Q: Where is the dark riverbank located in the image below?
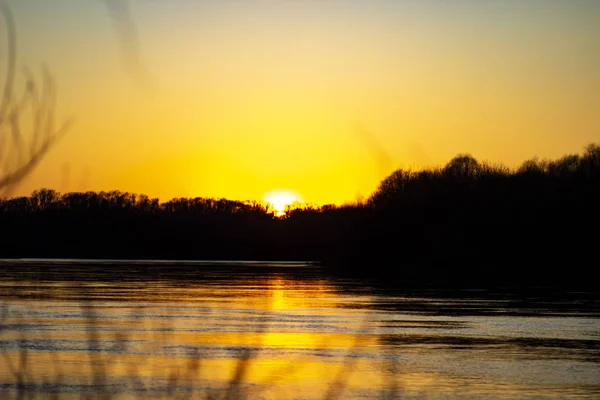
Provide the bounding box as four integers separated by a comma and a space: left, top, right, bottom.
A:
1, 145, 599, 287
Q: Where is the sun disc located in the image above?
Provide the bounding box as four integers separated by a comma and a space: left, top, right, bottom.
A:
264, 189, 302, 216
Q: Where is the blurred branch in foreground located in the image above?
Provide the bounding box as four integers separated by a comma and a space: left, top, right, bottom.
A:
103, 0, 153, 89
0, 3, 71, 197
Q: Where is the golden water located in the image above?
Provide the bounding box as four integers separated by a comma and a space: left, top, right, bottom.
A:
0, 260, 599, 399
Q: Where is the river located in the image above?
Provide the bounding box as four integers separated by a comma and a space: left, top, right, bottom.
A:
0, 260, 599, 399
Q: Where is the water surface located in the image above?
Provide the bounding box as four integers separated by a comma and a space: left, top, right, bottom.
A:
1, 260, 599, 399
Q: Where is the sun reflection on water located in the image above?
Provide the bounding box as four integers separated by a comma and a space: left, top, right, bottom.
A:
1, 264, 599, 399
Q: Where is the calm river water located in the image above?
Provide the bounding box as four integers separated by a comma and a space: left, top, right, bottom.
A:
0, 260, 599, 399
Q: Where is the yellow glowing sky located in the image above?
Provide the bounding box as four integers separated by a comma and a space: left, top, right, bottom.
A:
5, 0, 600, 204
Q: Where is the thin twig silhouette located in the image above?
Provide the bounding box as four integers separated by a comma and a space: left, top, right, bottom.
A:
0, 3, 72, 196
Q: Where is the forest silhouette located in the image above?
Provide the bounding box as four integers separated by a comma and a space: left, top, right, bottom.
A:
1, 143, 599, 286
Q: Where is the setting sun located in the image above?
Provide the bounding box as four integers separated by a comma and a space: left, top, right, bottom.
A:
264, 189, 302, 216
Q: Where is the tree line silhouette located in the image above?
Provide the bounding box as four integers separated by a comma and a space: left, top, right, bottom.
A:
1, 144, 599, 286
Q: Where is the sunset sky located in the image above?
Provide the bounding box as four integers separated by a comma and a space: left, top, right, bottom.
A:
5, 0, 600, 204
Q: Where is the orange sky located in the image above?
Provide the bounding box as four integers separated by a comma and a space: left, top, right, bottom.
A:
5, 0, 600, 204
